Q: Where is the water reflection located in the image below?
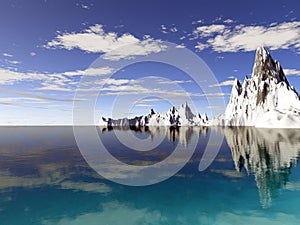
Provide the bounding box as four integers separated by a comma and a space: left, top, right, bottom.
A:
0, 127, 108, 193
101, 126, 208, 148
0, 126, 300, 209
223, 127, 300, 208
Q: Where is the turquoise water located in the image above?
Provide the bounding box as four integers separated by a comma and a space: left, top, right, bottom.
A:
0, 127, 300, 225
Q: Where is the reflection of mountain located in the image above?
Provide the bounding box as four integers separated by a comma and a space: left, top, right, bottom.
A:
101, 126, 208, 148
224, 127, 300, 207
3, 126, 299, 208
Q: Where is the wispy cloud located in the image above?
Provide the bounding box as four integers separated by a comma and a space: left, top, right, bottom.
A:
63, 67, 114, 76
161, 25, 168, 34
284, 68, 300, 76
170, 26, 178, 33
138, 98, 164, 103
152, 77, 192, 85
194, 24, 227, 38
194, 21, 300, 53
0, 66, 115, 92
80, 4, 90, 9
0, 68, 46, 85
6, 60, 20, 65
223, 19, 234, 24
2, 53, 13, 57
160, 24, 178, 34
209, 79, 235, 87
0, 88, 83, 102
134, 103, 153, 107
79, 76, 194, 97
46, 24, 167, 60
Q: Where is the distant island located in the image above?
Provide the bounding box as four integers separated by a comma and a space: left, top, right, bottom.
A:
100, 47, 300, 128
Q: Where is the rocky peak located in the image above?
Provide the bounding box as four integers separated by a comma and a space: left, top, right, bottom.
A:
149, 108, 155, 116
170, 106, 177, 114
202, 113, 208, 122
252, 46, 288, 85
179, 102, 195, 119
231, 78, 242, 97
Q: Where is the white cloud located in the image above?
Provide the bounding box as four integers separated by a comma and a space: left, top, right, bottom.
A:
134, 103, 153, 107
3, 52, 13, 57
84, 83, 193, 98
284, 68, 300, 76
7, 60, 20, 65
192, 19, 204, 25
155, 78, 192, 85
36, 86, 74, 92
161, 25, 167, 30
170, 26, 178, 32
102, 37, 166, 61
78, 76, 193, 96
30, 52, 36, 56
175, 44, 185, 49
0, 68, 46, 85
81, 4, 89, 9
138, 98, 164, 103
46, 24, 166, 60
161, 24, 168, 34
213, 16, 223, 23
0, 88, 82, 102
63, 67, 114, 76
194, 24, 227, 37
195, 42, 209, 51
223, 19, 234, 24
93, 78, 135, 86
193, 21, 300, 53
0, 97, 44, 103
0, 66, 116, 92
209, 79, 235, 87
193, 92, 229, 97
160, 24, 167, 33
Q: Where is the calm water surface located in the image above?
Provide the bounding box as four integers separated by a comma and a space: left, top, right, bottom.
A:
0, 126, 300, 225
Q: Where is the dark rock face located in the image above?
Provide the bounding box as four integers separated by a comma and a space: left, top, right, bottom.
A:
252, 46, 288, 85
256, 82, 269, 106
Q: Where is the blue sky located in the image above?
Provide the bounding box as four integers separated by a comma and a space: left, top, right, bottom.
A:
1, 0, 300, 124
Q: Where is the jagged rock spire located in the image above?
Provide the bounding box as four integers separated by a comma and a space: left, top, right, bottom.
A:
221, 46, 300, 127
252, 46, 288, 84
149, 108, 155, 115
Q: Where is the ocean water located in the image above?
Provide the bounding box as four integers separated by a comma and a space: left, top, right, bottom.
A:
0, 126, 300, 225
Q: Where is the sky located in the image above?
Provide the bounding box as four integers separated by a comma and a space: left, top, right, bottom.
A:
1, 0, 300, 125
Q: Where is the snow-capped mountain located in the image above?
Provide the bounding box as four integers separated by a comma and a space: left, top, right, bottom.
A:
212, 47, 300, 128
100, 47, 300, 128
99, 102, 208, 127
